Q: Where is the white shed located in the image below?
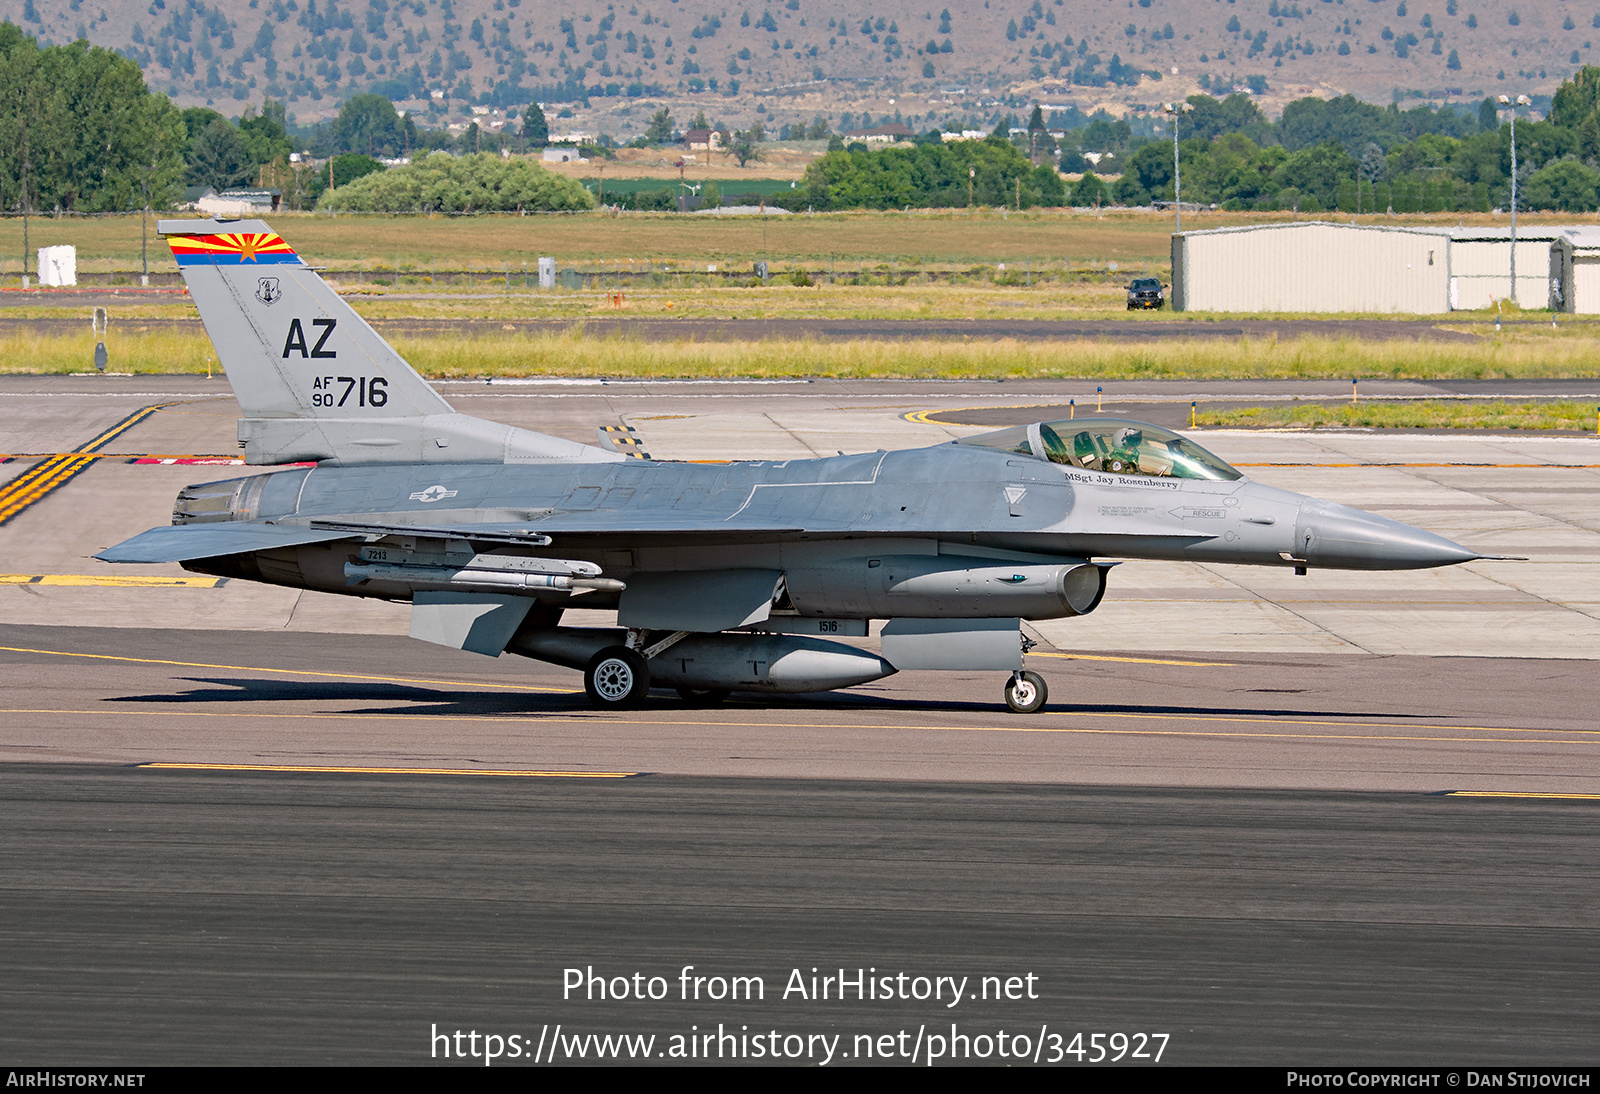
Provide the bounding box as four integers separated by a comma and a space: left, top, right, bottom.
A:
37, 245, 76, 287
1171, 222, 1451, 313
1552, 227, 1600, 314
1171, 221, 1570, 314
1440, 227, 1566, 310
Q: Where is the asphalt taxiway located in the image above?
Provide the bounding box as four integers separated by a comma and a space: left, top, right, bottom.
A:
1, 375, 1596, 1064
3, 764, 1595, 1065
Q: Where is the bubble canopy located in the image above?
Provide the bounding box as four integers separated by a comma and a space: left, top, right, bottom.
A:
956, 418, 1243, 482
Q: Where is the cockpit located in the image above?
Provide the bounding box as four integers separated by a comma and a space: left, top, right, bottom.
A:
956, 418, 1243, 481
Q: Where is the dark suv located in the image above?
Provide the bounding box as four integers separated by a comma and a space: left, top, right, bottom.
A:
1126, 278, 1165, 310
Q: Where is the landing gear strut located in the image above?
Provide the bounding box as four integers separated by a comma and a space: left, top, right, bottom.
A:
1004, 670, 1048, 714
585, 646, 651, 708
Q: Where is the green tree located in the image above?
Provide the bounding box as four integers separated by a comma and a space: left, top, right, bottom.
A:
644, 108, 673, 144
521, 103, 549, 148
1479, 97, 1499, 132
1071, 170, 1106, 206
320, 150, 595, 212
1524, 159, 1600, 211
185, 117, 252, 191
308, 153, 386, 203
1551, 65, 1600, 130
238, 100, 293, 168
729, 128, 761, 167
0, 25, 185, 211
331, 92, 414, 157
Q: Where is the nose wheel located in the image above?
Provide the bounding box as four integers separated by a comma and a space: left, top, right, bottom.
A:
585, 647, 651, 708
1004, 670, 1047, 714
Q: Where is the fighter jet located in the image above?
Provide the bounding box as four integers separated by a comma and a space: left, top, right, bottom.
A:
100, 220, 1502, 712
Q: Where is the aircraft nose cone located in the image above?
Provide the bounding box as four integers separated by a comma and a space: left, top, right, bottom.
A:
1294, 498, 1482, 571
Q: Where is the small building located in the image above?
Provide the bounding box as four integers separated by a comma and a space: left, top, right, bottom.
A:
188, 188, 280, 218
844, 123, 915, 144
37, 244, 75, 287
1440, 227, 1565, 309
682, 128, 728, 151
1552, 228, 1600, 314
1171, 221, 1570, 314
217, 188, 281, 212
542, 147, 588, 164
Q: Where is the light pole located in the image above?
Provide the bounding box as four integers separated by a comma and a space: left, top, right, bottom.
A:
1498, 93, 1531, 305
1163, 101, 1194, 233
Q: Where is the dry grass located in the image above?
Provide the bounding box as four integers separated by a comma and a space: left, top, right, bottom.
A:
0, 207, 1585, 272
12, 326, 1599, 381
395, 331, 1600, 381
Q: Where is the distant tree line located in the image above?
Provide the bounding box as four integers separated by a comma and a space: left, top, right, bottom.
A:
319, 151, 593, 213
1057, 85, 1600, 213
798, 137, 1063, 211
0, 22, 185, 212
0, 26, 576, 214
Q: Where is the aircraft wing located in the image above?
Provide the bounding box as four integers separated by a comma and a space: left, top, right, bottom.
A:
96, 522, 359, 564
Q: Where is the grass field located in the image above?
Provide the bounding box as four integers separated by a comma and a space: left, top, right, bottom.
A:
17, 326, 1600, 388
1196, 401, 1600, 431
3, 208, 1596, 402
0, 208, 1584, 275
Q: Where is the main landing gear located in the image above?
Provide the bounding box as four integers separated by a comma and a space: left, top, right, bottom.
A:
1004, 670, 1048, 714
584, 646, 651, 709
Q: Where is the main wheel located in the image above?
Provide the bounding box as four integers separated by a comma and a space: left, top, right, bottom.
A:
676, 686, 731, 705
1004, 670, 1048, 714
585, 647, 651, 708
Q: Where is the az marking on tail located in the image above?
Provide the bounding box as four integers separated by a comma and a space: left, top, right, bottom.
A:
283, 317, 338, 359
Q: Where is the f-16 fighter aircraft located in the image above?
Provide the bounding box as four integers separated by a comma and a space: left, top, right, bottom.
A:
101, 221, 1501, 712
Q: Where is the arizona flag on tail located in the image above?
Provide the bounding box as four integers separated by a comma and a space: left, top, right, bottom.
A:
168, 230, 302, 266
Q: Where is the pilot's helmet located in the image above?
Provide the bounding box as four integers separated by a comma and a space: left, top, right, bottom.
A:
1114, 427, 1143, 449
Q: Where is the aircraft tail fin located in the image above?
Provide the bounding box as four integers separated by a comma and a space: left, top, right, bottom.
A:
161, 218, 612, 467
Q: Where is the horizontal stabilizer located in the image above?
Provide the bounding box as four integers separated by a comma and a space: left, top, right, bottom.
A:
96, 522, 356, 564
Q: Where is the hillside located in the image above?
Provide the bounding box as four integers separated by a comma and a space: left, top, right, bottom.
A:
0, 0, 1576, 137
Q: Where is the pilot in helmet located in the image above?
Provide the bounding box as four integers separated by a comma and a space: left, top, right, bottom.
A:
1108, 427, 1143, 472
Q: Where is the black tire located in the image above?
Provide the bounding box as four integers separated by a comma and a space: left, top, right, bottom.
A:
1004, 670, 1048, 714
585, 647, 651, 708
676, 686, 732, 705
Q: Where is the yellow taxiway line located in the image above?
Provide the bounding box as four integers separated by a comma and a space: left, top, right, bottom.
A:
138, 762, 637, 778
0, 403, 176, 525
1444, 790, 1600, 800
0, 574, 225, 588
3, 707, 1596, 747
0, 644, 580, 694
1033, 651, 1233, 667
